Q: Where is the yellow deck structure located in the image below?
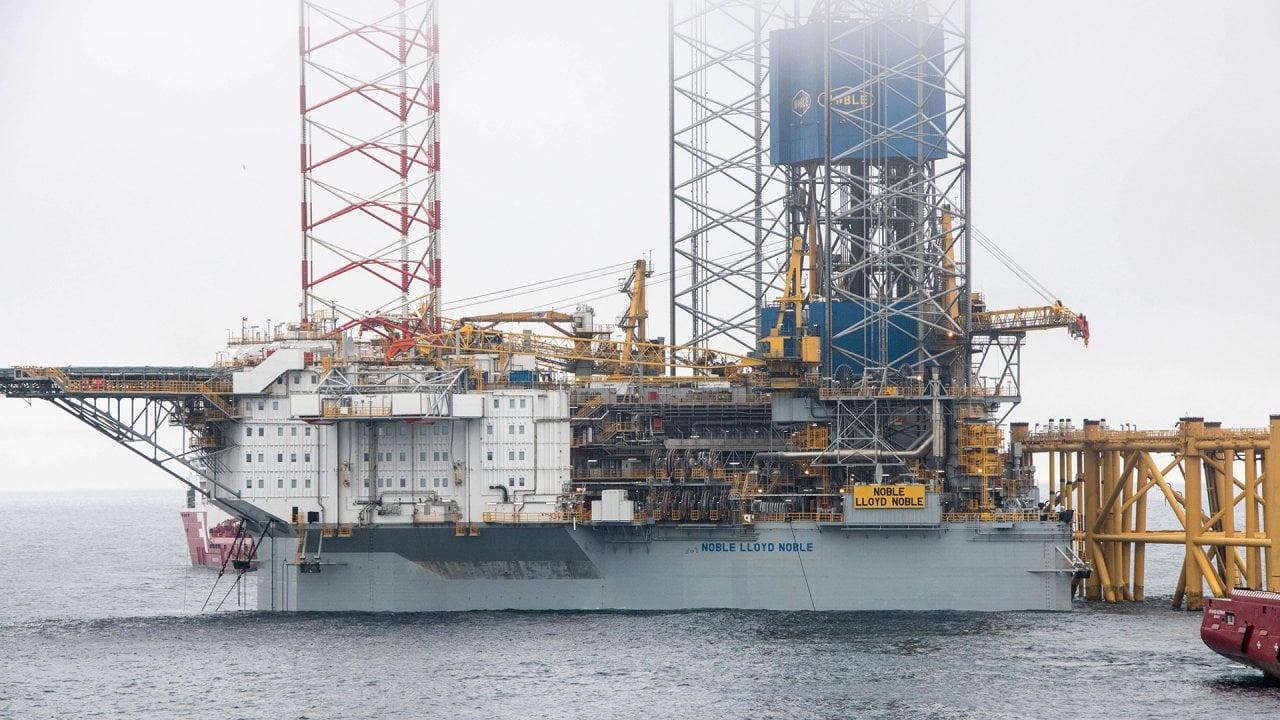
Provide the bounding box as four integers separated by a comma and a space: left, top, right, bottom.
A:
1013, 417, 1280, 609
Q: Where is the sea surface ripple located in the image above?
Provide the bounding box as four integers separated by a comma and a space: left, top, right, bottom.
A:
1, 490, 1276, 719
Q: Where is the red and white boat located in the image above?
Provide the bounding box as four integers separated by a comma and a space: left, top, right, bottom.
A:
180, 510, 257, 571
1201, 589, 1280, 680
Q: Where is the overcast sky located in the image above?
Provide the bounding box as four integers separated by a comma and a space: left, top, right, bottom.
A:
2, 0, 1278, 492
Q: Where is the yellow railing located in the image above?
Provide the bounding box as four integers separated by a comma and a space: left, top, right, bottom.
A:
1027, 428, 1266, 443
941, 511, 1049, 523
571, 468, 652, 480
799, 425, 829, 450
819, 385, 924, 399
322, 404, 392, 417
412, 513, 458, 524
20, 370, 234, 397
747, 511, 843, 523
195, 381, 238, 416
574, 394, 606, 418
482, 510, 588, 524
819, 383, 1016, 399
950, 384, 1016, 398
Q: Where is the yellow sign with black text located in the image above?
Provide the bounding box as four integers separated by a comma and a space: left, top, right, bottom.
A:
852, 485, 926, 509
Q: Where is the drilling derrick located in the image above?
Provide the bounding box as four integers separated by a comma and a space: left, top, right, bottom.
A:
774, 0, 980, 502
671, 0, 1064, 514
300, 0, 441, 339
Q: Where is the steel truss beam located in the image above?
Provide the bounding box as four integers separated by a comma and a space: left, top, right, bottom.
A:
45, 395, 239, 498
320, 366, 467, 395
970, 334, 1021, 417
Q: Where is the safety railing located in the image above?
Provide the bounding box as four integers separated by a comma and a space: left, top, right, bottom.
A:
746, 511, 843, 523
482, 510, 588, 524
818, 383, 1017, 400
19, 369, 234, 397
598, 422, 629, 440
571, 468, 652, 480
941, 511, 1048, 523
573, 394, 606, 418
412, 512, 459, 525
322, 404, 392, 417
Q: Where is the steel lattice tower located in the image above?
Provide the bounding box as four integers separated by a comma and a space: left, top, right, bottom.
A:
808, 0, 969, 384
300, 0, 441, 337
669, 0, 794, 357
672, 0, 981, 488
800, 0, 973, 484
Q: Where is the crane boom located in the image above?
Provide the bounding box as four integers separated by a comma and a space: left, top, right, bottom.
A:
971, 300, 1090, 345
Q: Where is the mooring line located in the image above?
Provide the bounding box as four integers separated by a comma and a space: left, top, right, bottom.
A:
790, 522, 817, 611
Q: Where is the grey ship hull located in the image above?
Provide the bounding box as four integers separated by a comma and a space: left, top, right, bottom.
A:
255, 519, 1075, 612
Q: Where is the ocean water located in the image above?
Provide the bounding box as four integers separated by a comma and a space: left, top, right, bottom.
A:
0, 490, 1276, 720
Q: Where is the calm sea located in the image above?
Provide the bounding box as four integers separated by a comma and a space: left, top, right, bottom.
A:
0, 489, 1275, 719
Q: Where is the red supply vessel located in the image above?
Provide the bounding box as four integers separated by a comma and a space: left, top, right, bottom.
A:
180, 510, 257, 572
1201, 589, 1280, 680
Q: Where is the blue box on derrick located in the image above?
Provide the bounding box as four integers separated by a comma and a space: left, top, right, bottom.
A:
769, 20, 947, 166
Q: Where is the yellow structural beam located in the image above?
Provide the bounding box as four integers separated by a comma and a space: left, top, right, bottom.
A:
971, 301, 1089, 343
410, 323, 765, 377
1023, 415, 1278, 609
1266, 417, 1280, 593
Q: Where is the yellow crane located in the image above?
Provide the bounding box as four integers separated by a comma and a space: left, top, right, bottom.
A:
758, 234, 820, 375
971, 298, 1090, 345
391, 258, 763, 380
455, 311, 584, 337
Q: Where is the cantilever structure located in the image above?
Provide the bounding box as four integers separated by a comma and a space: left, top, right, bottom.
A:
0, 366, 234, 495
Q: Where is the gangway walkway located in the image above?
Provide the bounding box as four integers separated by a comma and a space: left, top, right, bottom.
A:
0, 366, 240, 497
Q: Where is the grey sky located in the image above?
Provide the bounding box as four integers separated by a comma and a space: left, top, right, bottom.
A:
1, 1, 1278, 491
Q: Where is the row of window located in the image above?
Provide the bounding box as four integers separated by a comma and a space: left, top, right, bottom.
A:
363, 477, 451, 489
485, 450, 527, 462
245, 399, 284, 412
243, 475, 529, 491
245, 425, 313, 438
365, 424, 450, 438
245, 477, 313, 490
486, 424, 527, 435
242, 475, 533, 492
276, 373, 318, 386
494, 397, 529, 410
245, 452, 312, 463
364, 450, 450, 462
